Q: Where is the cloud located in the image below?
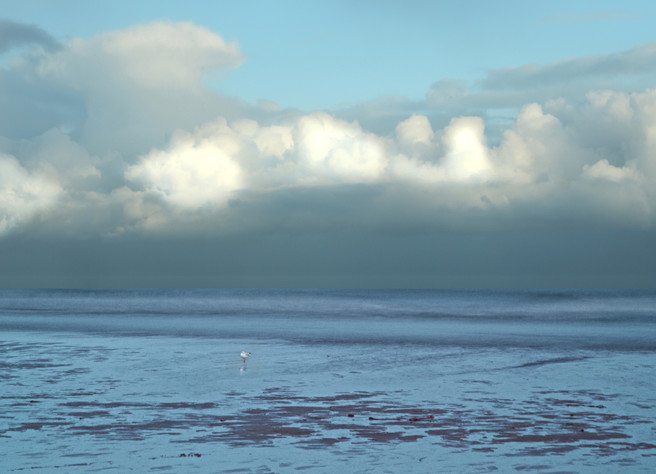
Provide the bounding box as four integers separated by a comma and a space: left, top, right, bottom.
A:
396, 115, 434, 149
293, 113, 388, 184
125, 124, 244, 210
2, 21, 251, 157
441, 117, 491, 182
2, 20, 656, 287
583, 159, 640, 182
481, 43, 656, 91
542, 10, 637, 24
109, 88, 656, 234
35, 21, 242, 90
344, 42, 656, 135
118, 113, 390, 228
0, 153, 61, 235
1, 20, 656, 240
0, 19, 60, 53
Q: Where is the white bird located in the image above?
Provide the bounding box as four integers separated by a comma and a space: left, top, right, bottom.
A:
240, 351, 251, 363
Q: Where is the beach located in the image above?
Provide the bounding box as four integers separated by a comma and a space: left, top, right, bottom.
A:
1, 289, 655, 472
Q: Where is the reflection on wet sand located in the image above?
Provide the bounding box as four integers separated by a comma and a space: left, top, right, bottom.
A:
3, 385, 655, 457
2, 331, 655, 472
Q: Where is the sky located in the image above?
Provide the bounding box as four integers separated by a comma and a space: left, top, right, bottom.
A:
1, 1, 656, 288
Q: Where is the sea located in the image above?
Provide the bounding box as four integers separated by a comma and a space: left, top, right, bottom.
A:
1, 289, 655, 472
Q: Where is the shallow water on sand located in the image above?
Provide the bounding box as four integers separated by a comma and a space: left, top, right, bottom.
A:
1, 289, 655, 472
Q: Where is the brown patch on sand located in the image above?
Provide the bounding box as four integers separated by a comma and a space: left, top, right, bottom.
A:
3, 386, 654, 459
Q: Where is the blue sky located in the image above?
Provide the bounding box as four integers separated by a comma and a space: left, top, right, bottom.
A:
5, 0, 656, 109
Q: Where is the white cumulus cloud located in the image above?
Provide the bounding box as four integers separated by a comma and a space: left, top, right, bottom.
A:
126, 124, 244, 210
0, 153, 61, 234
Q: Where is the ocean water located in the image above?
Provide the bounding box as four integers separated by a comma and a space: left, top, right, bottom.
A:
1, 289, 655, 472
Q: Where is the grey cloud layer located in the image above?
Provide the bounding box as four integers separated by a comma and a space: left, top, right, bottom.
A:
1, 20, 656, 241
342, 42, 656, 134
483, 43, 656, 89
0, 19, 60, 53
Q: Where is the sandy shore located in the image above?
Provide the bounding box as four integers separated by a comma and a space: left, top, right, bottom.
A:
2, 331, 655, 472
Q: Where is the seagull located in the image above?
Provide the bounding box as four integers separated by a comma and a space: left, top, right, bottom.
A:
240, 351, 251, 364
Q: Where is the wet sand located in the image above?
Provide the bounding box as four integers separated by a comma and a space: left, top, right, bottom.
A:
2, 331, 655, 473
